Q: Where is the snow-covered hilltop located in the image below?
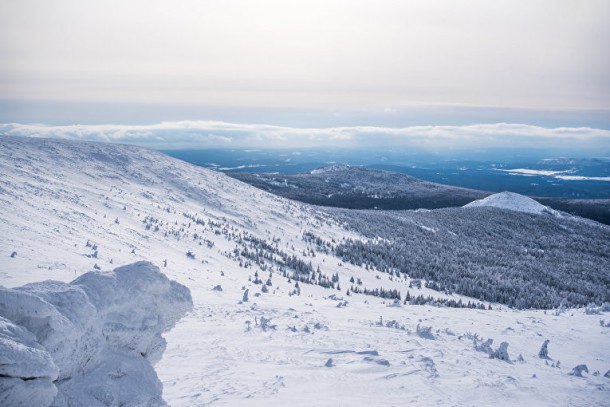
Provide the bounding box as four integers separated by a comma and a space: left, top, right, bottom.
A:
464, 191, 558, 215
1, 135, 609, 406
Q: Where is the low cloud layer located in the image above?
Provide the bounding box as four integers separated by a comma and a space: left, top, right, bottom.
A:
1, 121, 609, 152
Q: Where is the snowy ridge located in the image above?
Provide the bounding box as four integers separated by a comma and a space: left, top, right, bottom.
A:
1, 136, 609, 406
464, 191, 559, 215
233, 163, 486, 210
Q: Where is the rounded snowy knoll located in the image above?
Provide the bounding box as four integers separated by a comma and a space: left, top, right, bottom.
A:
0, 261, 192, 407
464, 191, 558, 215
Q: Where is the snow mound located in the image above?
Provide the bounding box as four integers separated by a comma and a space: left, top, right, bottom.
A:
464, 191, 558, 215
0, 261, 192, 407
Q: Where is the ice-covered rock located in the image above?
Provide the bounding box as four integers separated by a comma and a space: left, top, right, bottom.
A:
2, 280, 99, 381
0, 317, 59, 407
0, 261, 192, 407
464, 191, 558, 215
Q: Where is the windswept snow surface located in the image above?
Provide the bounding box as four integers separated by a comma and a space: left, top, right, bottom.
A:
0, 261, 192, 407
464, 191, 558, 215
1, 135, 609, 406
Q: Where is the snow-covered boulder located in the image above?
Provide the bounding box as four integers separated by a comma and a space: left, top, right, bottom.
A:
0, 261, 193, 407
464, 191, 558, 215
0, 317, 58, 407
1, 281, 99, 381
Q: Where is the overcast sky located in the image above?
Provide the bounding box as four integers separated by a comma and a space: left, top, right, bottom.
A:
1, 0, 609, 149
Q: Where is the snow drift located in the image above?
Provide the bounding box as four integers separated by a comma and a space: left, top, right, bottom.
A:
464, 191, 558, 215
0, 261, 192, 407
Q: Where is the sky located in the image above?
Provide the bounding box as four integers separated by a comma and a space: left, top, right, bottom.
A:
1, 0, 609, 151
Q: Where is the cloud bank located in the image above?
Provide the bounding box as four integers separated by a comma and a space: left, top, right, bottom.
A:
1, 121, 609, 152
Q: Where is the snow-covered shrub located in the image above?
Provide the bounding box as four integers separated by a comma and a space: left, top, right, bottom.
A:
259, 316, 277, 331
569, 364, 589, 377
385, 320, 405, 330
538, 340, 550, 359
554, 300, 568, 316
465, 334, 494, 357
0, 317, 58, 407
586, 302, 610, 315
388, 298, 401, 307
491, 342, 510, 362
314, 322, 328, 330
416, 324, 435, 339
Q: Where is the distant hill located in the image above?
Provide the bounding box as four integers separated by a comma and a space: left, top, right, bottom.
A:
231, 165, 610, 225
230, 164, 488, 210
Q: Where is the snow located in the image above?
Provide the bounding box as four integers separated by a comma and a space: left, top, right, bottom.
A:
0, 317, 58, 407
0, 261, 192, 406
464, 191, 558, 215
0, 135, 609, 406
498, 168, 573, 177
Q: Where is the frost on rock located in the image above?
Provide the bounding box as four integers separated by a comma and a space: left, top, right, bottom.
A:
0, 261, 193, 407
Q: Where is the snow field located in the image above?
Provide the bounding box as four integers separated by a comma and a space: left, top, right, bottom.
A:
1, 136, 608, 406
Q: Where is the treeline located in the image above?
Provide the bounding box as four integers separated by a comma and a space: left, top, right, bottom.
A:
328, 206, 610, 309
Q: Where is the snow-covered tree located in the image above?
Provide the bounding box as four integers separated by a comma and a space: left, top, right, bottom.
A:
538, 340, 550, 359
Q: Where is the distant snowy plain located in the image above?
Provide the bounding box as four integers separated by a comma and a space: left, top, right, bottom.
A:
0, 136, 608, 406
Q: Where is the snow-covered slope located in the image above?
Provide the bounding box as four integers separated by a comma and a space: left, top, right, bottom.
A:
464, 191, 558, 215
1, 135, 609, 406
